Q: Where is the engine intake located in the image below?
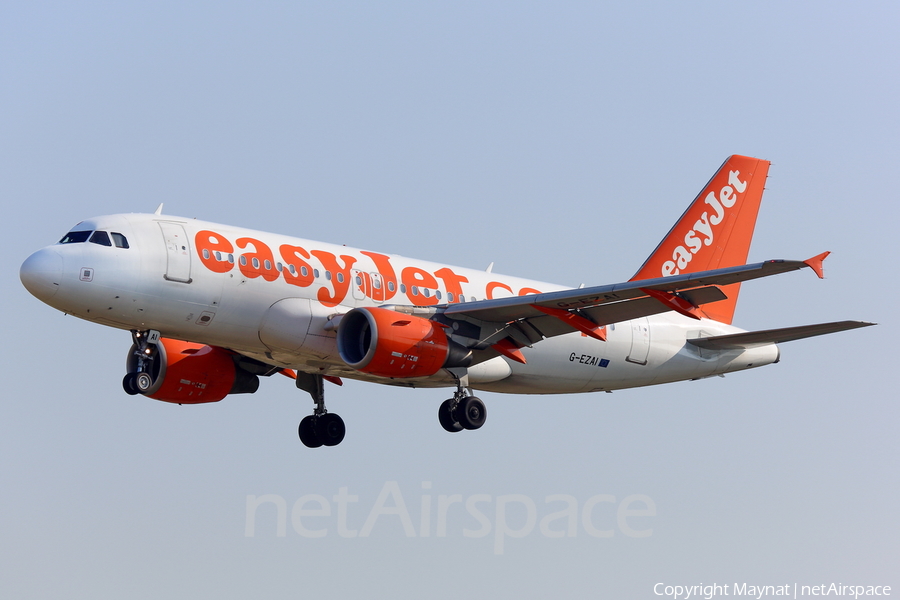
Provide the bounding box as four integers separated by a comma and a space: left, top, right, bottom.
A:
337, 307, 471, 378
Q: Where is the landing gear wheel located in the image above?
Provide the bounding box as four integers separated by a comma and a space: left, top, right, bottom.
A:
122, 373, 139, 396
317, 413, 346, 447
457, 396, 487, 430
298, 415, 323, 448
134, 372, 154, 393
127, 330, 161, 394
438, 399, 464, 433
295, 373, 346, 447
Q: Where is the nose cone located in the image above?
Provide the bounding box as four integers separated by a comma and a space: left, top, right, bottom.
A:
20, 247, 63, 302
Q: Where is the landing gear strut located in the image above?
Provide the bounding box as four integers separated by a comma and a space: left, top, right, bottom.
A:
295, 372, 345, 448
123, 329, 161, 395
439, 369, 487, 433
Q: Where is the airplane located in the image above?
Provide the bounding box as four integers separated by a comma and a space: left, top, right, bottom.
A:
19, 155, 873, 448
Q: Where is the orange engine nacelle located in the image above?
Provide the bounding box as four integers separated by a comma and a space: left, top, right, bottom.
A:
126, 338, 259, 404
337, 307, 470, 378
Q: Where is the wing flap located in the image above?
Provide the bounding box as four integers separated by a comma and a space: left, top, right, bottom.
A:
581, 286, 728, 327
687, 321, 875, 350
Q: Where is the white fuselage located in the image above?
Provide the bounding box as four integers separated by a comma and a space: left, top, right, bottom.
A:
21, 212, 779, 395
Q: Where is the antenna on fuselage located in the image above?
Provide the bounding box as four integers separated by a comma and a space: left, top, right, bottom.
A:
485, 262, 494, 273
154, 203, 164, 215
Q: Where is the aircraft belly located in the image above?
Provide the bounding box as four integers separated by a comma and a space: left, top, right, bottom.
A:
467, 356, 513, 384
252, 297, 347, 368
476, 317, 735, 394
259, 298, 312, 352
477, 334, 609, 394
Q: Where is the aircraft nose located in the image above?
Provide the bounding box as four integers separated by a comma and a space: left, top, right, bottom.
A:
20, 247, 63, 301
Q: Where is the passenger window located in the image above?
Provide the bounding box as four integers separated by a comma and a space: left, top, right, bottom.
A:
59, 230, 92, 244
89, 231, 112, 246
111, 232, 129, 248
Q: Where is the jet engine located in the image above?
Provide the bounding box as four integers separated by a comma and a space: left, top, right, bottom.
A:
337, 307, 472, 378
125, 338, 259, 404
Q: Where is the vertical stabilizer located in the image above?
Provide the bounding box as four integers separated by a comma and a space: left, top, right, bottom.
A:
630, 155, 770, 324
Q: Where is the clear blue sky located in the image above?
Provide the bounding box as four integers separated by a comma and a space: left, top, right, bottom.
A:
2, 2, 896, 598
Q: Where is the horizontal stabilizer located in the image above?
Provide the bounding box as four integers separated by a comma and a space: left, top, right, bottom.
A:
687, 321, 875, 350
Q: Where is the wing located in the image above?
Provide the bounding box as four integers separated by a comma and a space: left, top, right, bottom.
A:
420, 256, 830, 362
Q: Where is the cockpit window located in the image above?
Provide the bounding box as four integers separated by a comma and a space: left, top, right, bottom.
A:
59, 228, 129, 248
111, 232, 129, 248
89, 231, 112, 246
59, 230, 92, 244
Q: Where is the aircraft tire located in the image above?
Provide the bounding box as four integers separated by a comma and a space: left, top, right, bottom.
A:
298, 415, 323, 448
135, 372, 154, 393
457, 396, 487, 430
438, 399, 463, 433
122, 373, 139, 396
317, 413, 346, 447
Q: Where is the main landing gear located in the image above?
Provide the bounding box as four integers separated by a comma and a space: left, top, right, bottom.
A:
295, 372, 345, 448
123, 329, 161, 395
438, 370, 487, 433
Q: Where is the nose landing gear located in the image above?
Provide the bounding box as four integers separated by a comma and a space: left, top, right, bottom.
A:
123, 330, 161, 396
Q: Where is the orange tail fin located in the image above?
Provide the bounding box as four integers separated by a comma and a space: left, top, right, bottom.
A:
630, 155, 770, 324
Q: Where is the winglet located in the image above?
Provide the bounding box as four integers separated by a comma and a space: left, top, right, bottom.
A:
804, 251, 830, 279
154, 203, 164, 215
